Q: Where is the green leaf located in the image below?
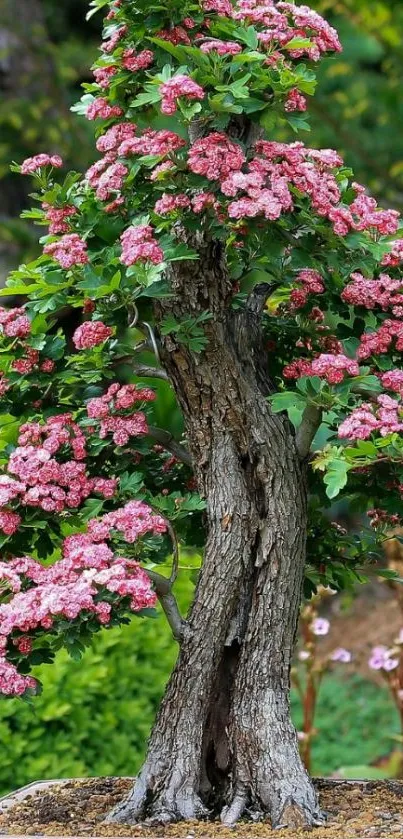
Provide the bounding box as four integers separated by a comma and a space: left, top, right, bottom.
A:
323, 459, 350, 499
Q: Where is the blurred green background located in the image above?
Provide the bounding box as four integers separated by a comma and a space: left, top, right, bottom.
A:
1, 0, 403, 795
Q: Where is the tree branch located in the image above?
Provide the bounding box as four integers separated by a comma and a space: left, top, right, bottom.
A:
145, 569, 186, 643
147, 425, 192, 468
132, 364, 169, 381
295, 405, 322, 460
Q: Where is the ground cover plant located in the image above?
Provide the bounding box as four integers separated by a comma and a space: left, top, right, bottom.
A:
1, 0, 403, 829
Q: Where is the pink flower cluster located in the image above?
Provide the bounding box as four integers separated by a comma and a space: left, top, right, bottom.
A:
86, 97, 123, 120
42, 203, 77, 234
328, 187, 399, 237
188, 132, 246, 181
73, 320, 113, 350
0, 415, 118, 526
96, 122, 137, 153
0, 659, 36, 696
102, 24, 127, 54
0, 307, 30, 339
95, 161, 128, 200
159, 75, 205, 115
200, 39, 242, 55
87, 500, 166, 543
284, 353, 359, 385
10, 347, 54, 377
357, 320, 403, 360
382, 240, 403, 268
185, 137, 399, 236
225, 140, 339, 222
86, 382, 155, 446
122, 48, 154, 72
369, 646, 399, 672
368, 508, 401, 529
156, 26, 192, 45
231, 0, 341, 61
285, 88, 307, 112
0, 373, 10, 397
338, 394, 403, 440
44, 234, 88, 269
120, 224, 164, 266
93, 65, 117, 89
21, 154, 63, 175
380, 369, 403, 397
154, 193, 190, 215
290, 269, 324, 308
0, 510, 21, 536
0, 528, 158, 694
118, 128, 185, 158
342, 272, 403, 315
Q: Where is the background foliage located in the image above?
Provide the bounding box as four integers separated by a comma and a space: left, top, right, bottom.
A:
0, 0, 403, 794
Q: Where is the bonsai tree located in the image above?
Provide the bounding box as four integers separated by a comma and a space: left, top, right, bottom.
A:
0, 0, 402, 827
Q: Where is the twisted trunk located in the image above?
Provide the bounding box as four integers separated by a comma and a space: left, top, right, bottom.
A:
107, 235, 322, 827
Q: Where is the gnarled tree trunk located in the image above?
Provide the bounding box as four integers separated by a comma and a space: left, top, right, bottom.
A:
108, 233, 323, 828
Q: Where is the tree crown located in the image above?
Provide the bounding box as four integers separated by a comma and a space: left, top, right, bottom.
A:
0, 0, 402, 696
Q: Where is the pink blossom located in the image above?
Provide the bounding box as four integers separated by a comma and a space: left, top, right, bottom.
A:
156, 26, 191, 46
14, 636, 32, 655
154, 193, 191, 215
0, 510, 21, 536
188, 132, 246, 180
368, 645, 399, 671
21, 154, 63, 175
338, 395, 403, 441
119, 129, 185, 158
87, 500, 167, 544
86, 97, 123, 120
43, 234, 88, 269
93, 65, 117, 89
330, 648, 352, 663
283, 359, 313, 380
120, 224, 164, 266
311, 617, 330, 636
342, 272, 403, 312
0, 307, 31, 339
191, 191, 220, 213
96, 122, 137, 154
102, 25, 127, 53
159, 75, 205, 115
382, 240, 403, 268
73, 321, 113, 350
380, 370, 403, 397
122, 49, 154, 72
42, 203, 77, 235
310, 353, 359, 385
0, 659, 37, 696
150, 161, 175, 181
285, 89, 307, 112
357, 320, 403, 360
203, 0, 233, 15
200, 39, 242, 55
96, 161, 128, 200
85, 153, 116, 188
0, 374, 9, 397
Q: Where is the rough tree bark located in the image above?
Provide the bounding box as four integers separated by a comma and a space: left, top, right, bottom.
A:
107, 230, 324, 828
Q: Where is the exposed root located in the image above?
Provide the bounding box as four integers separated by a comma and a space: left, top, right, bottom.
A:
220, 786, 248, 826
105, 763, 210, 825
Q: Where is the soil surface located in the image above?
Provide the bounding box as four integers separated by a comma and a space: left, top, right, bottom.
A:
0, 777, 403, 838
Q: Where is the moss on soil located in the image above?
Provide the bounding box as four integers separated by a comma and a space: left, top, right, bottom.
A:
1, 777, 403, 838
